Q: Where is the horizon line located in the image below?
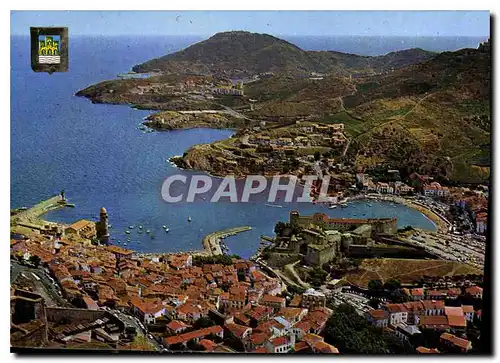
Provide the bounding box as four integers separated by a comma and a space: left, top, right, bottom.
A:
10, 33, 490, 38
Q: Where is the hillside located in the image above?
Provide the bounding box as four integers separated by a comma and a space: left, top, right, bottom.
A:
76, 32, 490, 184
132, 31, 435, 77
240, 45, 491, 183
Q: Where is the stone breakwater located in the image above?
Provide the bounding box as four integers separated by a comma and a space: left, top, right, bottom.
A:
11, 195, 69, 229
135, 226, 253, 259
202, 226, 252, 256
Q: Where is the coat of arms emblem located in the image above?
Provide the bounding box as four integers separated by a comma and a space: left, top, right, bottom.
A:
30, 27, 68, 73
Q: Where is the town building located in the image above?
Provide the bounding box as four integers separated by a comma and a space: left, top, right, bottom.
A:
301, 289, 326, 310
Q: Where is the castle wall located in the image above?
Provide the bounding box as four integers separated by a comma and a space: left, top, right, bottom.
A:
290, 211, 397, 235
46, 307, 108, 324
266, 252, 300, 268
305, 245, 337, 266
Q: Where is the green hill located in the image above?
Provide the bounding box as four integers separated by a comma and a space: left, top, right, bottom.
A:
132, 31, 435, 77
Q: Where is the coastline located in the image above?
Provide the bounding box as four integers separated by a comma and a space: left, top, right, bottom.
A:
352, 194, 450, 234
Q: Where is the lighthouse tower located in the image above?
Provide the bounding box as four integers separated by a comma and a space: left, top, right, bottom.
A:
97, 207, 110, 244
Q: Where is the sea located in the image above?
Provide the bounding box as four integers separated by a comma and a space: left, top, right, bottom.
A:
12, 35, 481, 258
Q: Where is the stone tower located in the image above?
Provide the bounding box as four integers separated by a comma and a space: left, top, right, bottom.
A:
96, 207, 110, 244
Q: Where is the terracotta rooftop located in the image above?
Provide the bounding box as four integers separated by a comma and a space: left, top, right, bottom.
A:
107, 245, 134, 256
225, 322, 250, 339
164, 325, 223, 346
462, 305, 474, 313
440, 333, 471, 350
270, 336, 289, 347
167, 320, 189, 331
444, 306, 463, 316
419, 315, 449, 329
466, 286, 483, 294
68, 219, 94, 231
312, 341, 339, 353
368, 309, 389, 320
416, 346, 440, 353
384, 303, 408, 313
447, 315, 467, 328
199, 339, 217, 352
260, 294, 285, 304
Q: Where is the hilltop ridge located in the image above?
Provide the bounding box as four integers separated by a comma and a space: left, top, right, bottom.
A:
132, 30, 436, 77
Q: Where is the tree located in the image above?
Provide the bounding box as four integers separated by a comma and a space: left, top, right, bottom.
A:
193, 316, 216, 329
383, 279, 401, 292
369, 298, 380, 309
390, 288, 409, 303
323, 303, 412, 354
29, 254, 41, 267
368, 279, 383, 292
308, 267, 328, 287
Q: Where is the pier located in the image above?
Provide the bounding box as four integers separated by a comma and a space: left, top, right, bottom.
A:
11, 195, 69, 229
202, 226, 252, 256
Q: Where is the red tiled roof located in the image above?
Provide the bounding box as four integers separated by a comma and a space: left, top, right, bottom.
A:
441, 333, 471, 350
261, 294, 285, 304
447, 315, 467, 328
410, 288, 424, 296
294, 341, 310, 352
466, 286, 483, 295
225, 323, 250, 339
249, 332, 269, 345
421, 300, 445, 310
198, 339, 217, 352
167, 320, 189, 331
165, 325, 223, 346
368, 309, 389, 320
416, 346, 440, 353
270, 336, 289, 347
419, 315, 449, 329
445, 307, 464, 317
253, 346, 267, 353
312, 341, 339, 353
384, 303, 408, 313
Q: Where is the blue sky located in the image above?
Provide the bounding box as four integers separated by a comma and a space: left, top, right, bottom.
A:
11, 11, 490, 37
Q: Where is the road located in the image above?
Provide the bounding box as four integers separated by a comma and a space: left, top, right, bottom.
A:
11, 259, 69, 307
218, 104, 254, 121
109, 309, 164, 351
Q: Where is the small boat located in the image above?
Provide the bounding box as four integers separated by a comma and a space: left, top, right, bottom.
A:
125, 230, 131, 234
124, 242, 127, 246
129, 225, 134, 229
162, 225, 167, 229
146, 230, 151, 234
188, 216, 192, 222
265, 203, 283, 208
108, 224, 113, 228
165, 228, 170, 233
340, 203, 348, 208
329, 204, 337, 209
138, 225, 143, 229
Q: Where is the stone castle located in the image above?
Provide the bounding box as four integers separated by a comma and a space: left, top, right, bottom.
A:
264, 211, 425, 267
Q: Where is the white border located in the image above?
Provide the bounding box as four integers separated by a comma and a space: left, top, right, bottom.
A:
4, 2, 498, 363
